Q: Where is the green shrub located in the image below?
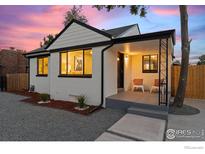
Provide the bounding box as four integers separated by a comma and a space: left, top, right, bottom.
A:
77, 95, 86, 108
40, 93, 50, 102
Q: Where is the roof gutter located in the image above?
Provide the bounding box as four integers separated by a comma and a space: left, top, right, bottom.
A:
100, 43, 114, 108
90, 43, 114, 113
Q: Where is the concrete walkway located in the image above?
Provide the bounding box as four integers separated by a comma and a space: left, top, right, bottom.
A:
96, 113, 166, 141
167, 98, 205, 141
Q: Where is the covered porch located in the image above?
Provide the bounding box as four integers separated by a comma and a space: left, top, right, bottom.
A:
104, 30, 175, 110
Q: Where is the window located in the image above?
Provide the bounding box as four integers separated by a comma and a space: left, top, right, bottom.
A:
142, 54, 158, 73
37, 57, 48, 76
60, 49, 92, 77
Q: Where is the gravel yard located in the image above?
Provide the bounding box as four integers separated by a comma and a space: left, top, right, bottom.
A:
0, 92, 125, 141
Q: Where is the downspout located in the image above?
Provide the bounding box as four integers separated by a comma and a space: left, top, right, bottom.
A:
100, 43, 114, 108
28, 57, 30, 91
90, 43, 114, 112
23, 54, 30, 91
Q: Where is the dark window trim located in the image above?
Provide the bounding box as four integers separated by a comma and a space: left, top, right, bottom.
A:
142, 54, 158, 73
58, 74, 92, 78
59, 48, 92, 78
36, 74, 48, 77
37, 56, 48, 76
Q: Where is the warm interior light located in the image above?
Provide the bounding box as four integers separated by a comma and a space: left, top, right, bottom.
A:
117, 57, 120, 61
68, 65, 71, 73
145, 64, 149, 70
90, 51, 92, 54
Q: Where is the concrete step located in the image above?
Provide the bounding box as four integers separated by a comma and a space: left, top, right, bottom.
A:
95, 132, 135, 141
127, 107, 168, 120
106, 97, 168, 112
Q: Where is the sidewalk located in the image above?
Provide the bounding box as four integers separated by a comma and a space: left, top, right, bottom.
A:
96, 113, 166, 141
166, 98, 205, 141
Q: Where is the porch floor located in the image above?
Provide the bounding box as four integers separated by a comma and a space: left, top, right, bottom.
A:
106, 91, 168, 112
107, 91, 158, 106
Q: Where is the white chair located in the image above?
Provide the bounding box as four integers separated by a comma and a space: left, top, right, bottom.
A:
132, 79, 144, 92
150, 79, 164, 94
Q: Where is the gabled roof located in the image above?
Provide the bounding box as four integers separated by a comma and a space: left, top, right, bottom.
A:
30, 45, 46, 53
104, 24, 140, 37
24, 45, 46, 56
45, 19, 113, 50
25, 19, 175, 57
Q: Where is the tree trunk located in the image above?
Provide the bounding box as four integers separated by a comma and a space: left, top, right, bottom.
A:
173, 5, 190, 107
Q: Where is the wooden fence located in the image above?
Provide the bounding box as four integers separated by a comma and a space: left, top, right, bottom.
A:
6, 73, 28, 91
171, 65, 205, 99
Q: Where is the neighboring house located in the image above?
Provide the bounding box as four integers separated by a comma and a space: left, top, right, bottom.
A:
0, 48, 28, 76
25, 19, 175, 108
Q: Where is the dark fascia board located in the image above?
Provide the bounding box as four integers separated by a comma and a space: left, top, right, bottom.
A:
137, 24, 141, 34
113, 29, 176, 45
45, 19, 112, 50
26, 53, 50, 58
24, 50, 47, 56
73, 19, 112, 38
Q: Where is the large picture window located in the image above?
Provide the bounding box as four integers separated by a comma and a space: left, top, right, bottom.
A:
60, 49, 92, 77
37, 57, 48, 76
142, 54, 158, 73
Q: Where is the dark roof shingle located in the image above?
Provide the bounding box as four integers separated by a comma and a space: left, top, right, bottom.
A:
104, 24, 137, 38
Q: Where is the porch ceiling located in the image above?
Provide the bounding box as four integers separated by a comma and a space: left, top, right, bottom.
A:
111, 39, 168, 55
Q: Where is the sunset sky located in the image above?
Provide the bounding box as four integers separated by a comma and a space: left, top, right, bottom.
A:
0, 5, 205, 61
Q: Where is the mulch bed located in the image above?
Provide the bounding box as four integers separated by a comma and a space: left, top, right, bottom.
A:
8, 90, 100, 115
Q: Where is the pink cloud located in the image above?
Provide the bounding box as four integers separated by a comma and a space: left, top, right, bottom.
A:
150, 6, 179, 16
176, 35, 181, 42
82, 6, 110, 26
151, 6, 205, 16
0, 37, 40, 51
0, 5, 139, 51
0, 5, 112, 51
188, 6, 205, 15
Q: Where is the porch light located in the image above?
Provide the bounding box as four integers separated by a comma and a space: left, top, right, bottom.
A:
151, 55, 157, 59
125, 55, 128, 62
117, 57, 120, 61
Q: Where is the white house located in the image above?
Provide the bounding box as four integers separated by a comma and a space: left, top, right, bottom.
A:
25, 19, 175, 108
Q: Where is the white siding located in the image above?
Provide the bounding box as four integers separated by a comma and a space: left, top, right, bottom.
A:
48, 23, 110, 50
124, 55, 132, 91
118, 25, 140, 38
49, 46, 105, 106
29, 58, 50, 94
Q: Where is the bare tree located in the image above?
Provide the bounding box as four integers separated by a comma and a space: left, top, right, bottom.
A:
173, 6, 191, 107
64, 5, 88, 26
40, 34, 57, 47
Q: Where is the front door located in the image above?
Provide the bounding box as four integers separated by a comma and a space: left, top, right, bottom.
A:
117, 52, 124, 89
